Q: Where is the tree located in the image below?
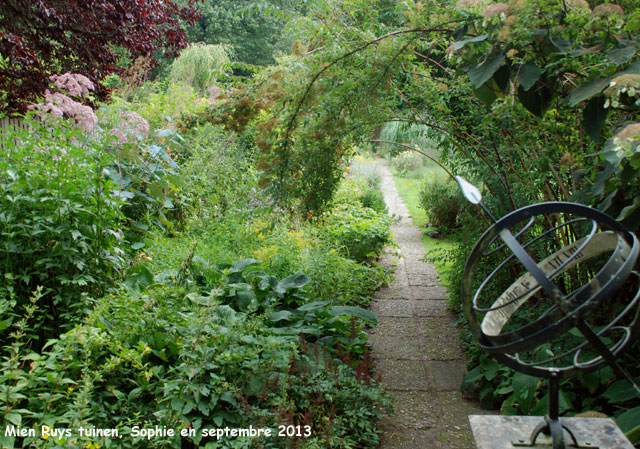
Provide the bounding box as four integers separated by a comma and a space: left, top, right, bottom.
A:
185, 0, 300, 68
0, 0, 200, 114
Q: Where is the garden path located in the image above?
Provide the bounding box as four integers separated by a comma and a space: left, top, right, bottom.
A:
370, 159, 485, 449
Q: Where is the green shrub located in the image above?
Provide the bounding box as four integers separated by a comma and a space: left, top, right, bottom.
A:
390, 151, 424, 176
317, 204, 393, 263
418, 177, 464, 232
360, 188, 386, 214
0, 119, 125, 343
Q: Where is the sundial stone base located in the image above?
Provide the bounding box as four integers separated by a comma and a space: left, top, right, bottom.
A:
469, 415, 634, 449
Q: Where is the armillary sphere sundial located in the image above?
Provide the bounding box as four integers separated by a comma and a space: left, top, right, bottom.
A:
456, 176, 640, 449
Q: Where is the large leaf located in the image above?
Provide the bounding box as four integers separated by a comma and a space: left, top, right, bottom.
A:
468, 53, 505, 89
566, 77, 611, 106
474, 81, 498, 107
329, 305, 378, 324
619, 58, 640, 75
550, 36, 571, 53
269, 310, 292, 322
493, 65, 510, 92
603, 378, 640, 404
512, 372, 539, 413
298, 301, 330, 312
517, 83, 553, 117
229, 258, 261, 273
617, 197, 640, 221
452, 24, 468, 41
276, 273, 310, 293
124, 265, 154, 293
518, 61, 542, 91
617, 406, 640, 433
608, 46, 636, 65
453, 34, 488, 51
582, 96, 609, 142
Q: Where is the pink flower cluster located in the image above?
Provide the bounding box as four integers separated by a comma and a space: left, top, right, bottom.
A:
109, 111, 150, 145
50, 72, 95, 97
28, 72, 98, 132
29, 90, 98, 132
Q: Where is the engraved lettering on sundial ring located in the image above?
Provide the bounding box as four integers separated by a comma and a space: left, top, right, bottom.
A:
481, 232, 618, 336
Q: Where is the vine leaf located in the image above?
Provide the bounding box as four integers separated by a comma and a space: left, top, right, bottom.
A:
468, 52, 505, 88
582, 96, 609, 142
566, 76, 611, 106
518, 61, 542, 91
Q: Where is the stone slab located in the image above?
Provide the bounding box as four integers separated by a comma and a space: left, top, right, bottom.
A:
414, 300, 449, 317
375, 359, 434, 391
412, 285, 450, 299
427, 360, 468, 391
370, 336, 430, 360
469, 415, 634, 449
372, 300, 414, 317
370, 317, 420, 337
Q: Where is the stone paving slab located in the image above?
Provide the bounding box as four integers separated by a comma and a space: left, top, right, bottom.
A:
412, 285, 449, 299
370, 336, 430, 360
372, 300, 414, 317
370, 317, 421, 337
414, 300, 449, 317
375, 359, 435, 391
427, 360, 469, 391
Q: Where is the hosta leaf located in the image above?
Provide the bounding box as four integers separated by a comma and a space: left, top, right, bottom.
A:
229, 258, 261, 273
276, 273, 310, 293
269, 310, 292, 322
329, 305, 378, 324
603, 378, 640, 403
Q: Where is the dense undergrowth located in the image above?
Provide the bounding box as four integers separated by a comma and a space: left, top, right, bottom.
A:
0, 76, 394, 449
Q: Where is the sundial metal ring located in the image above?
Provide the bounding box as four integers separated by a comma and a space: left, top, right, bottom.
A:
461, 201, 640, 379
456, 177, 640, 449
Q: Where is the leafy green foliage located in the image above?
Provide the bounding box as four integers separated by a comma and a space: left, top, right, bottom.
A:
317, 204, 393, 263
419, 177, 466, 233
168, 44, 231, 95
0, 119, 124, 343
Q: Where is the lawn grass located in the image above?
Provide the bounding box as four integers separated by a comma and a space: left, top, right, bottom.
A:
391, 169, 457, 288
